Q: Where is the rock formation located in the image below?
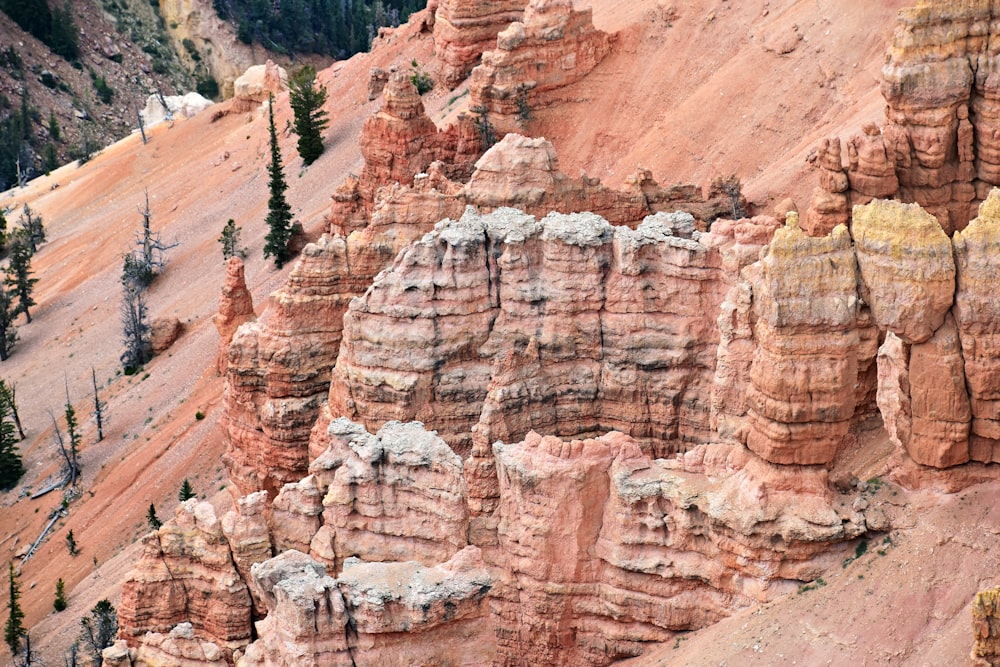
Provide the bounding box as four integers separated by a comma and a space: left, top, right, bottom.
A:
745, 220, 860, 466
230, 61, 287, 114
805, 1, 1000, 234
237, 548, 494, 667
468, 0, 613, 134
433, 0, 529, 88
214, 257, 255, 375
307, 419, 469, 571
119, 501, 252, 657
225, 135, 739, 497
973, 586, 1000, 666
953, 190, 1000, 463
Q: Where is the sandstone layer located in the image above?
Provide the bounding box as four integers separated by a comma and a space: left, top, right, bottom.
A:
468, 0, 613, 135
433, 0, 529, 88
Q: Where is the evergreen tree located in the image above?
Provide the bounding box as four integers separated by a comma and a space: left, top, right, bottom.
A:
6, 231, 37, 323
4, 561, 24, 655
91, 368, 105, 443
49, 0, 80, 60
64, 390, 80, 487
79, 599, 117, 665
218, 219, 246, 260
0, 283, 19, 361
0, 395, 22, 491
262, 97, 293, 268
288, 65, 329, 165
65, 530, 78, 556
0, 379, 24, 440
178, 478, 195, 502
147, 503, 161, 530
53, 578, 67, 612
17, 204, 44, 254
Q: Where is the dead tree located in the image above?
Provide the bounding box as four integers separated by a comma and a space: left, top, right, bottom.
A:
91, 368, 105, 443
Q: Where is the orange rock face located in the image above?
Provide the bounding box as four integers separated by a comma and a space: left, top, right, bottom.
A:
468, 0, 612, 134
238, 548, 494, 667
119, 501, 253, 657
953, 191, 1000, 463
214, 257, 255, 375
746, 221, 860, 466
490, 430, 865, 666
433, 0, 529, 88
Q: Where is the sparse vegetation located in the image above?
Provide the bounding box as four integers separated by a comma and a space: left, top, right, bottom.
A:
53, 578, 67, 612
409, 60, 433, 95
79, 599, 117, 665
0, 396, 23, 490
219, 219, 247, 260
289, 65, 329, 165
471, 105, 497, 149
4, 562, 24, 654
263, 96, 294, 267
147, 503, 162, 530
66, 529, 78, 556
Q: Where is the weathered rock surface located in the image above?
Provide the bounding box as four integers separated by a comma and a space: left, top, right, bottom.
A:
468, 0, 613, 134
220, 491, 273, 615
231, 60, 287, 113
746, 221, 860, 466
238, 548, 493, 666
308, 419, 469, 571
433, 0, 529, 88
953, 191, 1000, 463
150, 317, 183, 354
131, 623, 229, 667
973, 586, 1000, 666
214, 257, 255, 374
119, 501, 252, 656
238, 551, 352, 667
853, 199, 955, 344
491, 430, 865, 666
328, 207, 741, 458
222, 237, 354, 496
140, 92, 214, 127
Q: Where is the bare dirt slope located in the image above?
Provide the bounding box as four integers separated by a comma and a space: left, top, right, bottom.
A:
0, 1, 989, 665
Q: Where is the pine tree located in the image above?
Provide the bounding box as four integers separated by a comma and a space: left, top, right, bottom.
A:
66, 529, 78, 556
17, 204, 44, 254
79, 599, 117, 665
0, 283, 18, 361
120, 254, 151, 374
64, 388, 80, 487
218, 219, 246, 260
6, 231, 37, 323
288, 65, 329, 166
263, 97, 293, 268
4, 562, 24, 655
91, 368, 105, 443
147, 503, 161, 530
179, 478, 195, 502
0, 395, 22, 491
53, 578, 67, 612
0, 379, 24, 440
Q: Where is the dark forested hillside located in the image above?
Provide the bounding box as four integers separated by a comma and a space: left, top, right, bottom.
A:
212, 0, 425, 57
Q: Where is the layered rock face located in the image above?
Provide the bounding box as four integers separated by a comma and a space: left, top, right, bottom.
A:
468, 0, 613, 134
307, 419, 469, 571
225, 134, 739, 496
973, 586, 1000, 666
327, 207, 758, 457
745, 221, 861, 466
119, 501, 252, 656
433, 0, 529, 88
491, 430, 864, 665
214, 257, 255, 375
238, 548, 494, 667
953, 192, 1000, 463
806, 2, 1000, 235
